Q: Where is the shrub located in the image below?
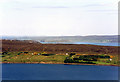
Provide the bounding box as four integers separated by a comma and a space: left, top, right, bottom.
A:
106, 60, 111, 63
4, 59, 7, 61
69, 53, 76, 57
2, 52, 8, 55
73, 58, 79, 60
18, 52, 23, 55
64, 57, 74, 63
42, 54, 55, 56
2, 55, 5, 57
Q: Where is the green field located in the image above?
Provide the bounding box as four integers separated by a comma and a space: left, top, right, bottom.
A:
1, 52, 119, 66
1, 52, 67, 63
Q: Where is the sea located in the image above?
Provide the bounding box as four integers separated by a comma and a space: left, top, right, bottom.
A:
40, 42, 119, 46
2, 64, 119, 80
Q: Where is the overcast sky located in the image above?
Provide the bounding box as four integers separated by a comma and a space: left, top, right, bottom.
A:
0, 0, 119, 36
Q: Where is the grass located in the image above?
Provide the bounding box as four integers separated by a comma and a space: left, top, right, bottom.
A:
1, 52, 119, 66
2, 52, 68, 63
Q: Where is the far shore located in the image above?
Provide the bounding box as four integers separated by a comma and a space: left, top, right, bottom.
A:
1, 62, 119, 67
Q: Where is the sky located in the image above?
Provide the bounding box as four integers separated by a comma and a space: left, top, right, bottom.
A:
0, 0, 119, 36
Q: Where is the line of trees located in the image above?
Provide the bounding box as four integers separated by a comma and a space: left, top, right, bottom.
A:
64, 55, 110, 64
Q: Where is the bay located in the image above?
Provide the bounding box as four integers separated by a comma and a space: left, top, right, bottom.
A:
2, 64, 119, 80
40, 42, 119, 46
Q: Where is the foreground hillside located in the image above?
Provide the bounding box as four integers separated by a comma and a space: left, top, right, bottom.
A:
2, 40, 118, 55
1, 40, 119, 66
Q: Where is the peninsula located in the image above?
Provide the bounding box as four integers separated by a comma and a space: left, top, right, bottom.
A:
1, 40, 119, 66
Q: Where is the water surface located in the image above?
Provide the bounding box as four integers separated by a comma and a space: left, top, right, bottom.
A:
2, 64, 119, 80
40, 42, 119, 46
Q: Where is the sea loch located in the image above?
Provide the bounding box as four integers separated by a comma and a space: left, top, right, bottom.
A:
2, 64, 119, 80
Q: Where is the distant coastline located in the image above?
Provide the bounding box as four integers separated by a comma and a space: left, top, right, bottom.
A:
2, 35, 119, 43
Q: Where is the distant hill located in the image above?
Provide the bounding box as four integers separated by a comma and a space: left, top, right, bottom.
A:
2, 40, 43, 52
2, 35, 119, 43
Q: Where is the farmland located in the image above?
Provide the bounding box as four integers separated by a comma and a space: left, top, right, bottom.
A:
1, 40, 119, 66
1, 51, 119, 66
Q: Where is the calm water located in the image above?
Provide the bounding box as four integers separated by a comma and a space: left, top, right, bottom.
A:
2, 64, 119, 80
40, 42, 119, 46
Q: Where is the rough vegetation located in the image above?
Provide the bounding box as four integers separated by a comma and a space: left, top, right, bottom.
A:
2, 40, 118, 55
1, 40, 119, 66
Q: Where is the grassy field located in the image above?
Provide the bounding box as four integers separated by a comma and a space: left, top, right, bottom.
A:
1, 52, 119, 66
1, 52, 68, 63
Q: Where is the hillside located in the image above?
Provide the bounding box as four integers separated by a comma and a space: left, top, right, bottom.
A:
2, 40, 118, 55
2, 40, 43, 52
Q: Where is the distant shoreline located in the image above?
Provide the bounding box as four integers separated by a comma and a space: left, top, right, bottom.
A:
1, 62, 119, 67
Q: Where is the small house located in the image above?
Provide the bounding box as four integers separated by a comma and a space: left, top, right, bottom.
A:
110, 59, 112, 61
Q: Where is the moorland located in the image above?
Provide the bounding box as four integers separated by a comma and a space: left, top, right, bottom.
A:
1, 40, 119, 66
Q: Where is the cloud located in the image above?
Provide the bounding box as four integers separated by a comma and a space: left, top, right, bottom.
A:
87, 10, 117, 12
82, 4, 105, 7
31, 6, 69, 9
1, 0, 118, 36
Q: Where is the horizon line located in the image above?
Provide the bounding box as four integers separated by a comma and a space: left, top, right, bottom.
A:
1, 34, 119, 37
